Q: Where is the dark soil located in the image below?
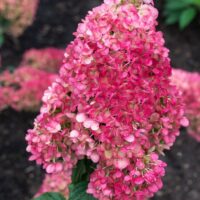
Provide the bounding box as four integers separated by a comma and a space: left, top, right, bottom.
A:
0, 109, 42, 200
0, 1, 200, 200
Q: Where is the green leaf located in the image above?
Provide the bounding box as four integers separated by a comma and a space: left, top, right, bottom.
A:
72, 158, 96, 184
165, 12, 180, 25
0, 34, 4, 46
179, 7, 197, 29
69, 158, 97, 199
0, 16, 11, 29
33, 192, 66, 200
192, 0, 200, 6
69, 182, 97, 200
72, 159, 87, 184
165, 1, 189, 11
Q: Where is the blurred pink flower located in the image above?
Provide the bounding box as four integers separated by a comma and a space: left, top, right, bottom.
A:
172, 69, 200, 142
0, 66, 56, 111
0, 0, 39, 37
0, 48, 63, 111
20, 48, 64, 73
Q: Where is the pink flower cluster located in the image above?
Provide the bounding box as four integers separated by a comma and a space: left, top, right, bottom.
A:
0, 67, 56, 111
27, 0, 187, 199
0, 48, 63, 111
35, 161, 72, 198
0, 0, 39, 37
172, 69, 200, 142
20, 48, 64, 73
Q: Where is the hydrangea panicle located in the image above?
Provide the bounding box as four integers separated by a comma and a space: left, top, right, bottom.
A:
27, 0, 187, 199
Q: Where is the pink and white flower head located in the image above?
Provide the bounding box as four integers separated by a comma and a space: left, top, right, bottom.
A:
0, 66, 56, 111
172, 69, 200, 142
0, 0, 39, 37
20, 48, 64, 73
0, 48, 63, 112
27, 0, 187, 199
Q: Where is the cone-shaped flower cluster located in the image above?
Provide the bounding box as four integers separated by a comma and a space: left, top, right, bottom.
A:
172, 69, 200, 142
0, 0, 39, 37
27, 1, 187, 199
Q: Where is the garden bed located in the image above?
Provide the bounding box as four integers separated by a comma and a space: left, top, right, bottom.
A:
0, 0, 200, 200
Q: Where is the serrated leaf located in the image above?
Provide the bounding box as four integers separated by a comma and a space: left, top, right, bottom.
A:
69, 182, 96, 200
179, 7, 197, 29
33, 192, 66, 200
